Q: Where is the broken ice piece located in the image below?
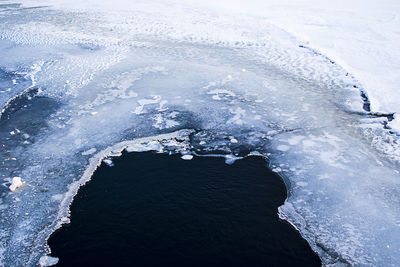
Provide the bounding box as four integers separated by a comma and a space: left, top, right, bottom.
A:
39, 255, 59, 267
230, 138, 238, 143
181, 154, 193, 160
103, 158, 114, 167
9, 177, 25, 192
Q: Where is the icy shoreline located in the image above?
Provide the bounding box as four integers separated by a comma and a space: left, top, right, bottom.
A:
35, 130, 195, 265
47, 146, 322, 266
41, 130, 314, 267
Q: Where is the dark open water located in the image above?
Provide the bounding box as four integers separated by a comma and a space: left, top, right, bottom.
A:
48, 152, 321, 266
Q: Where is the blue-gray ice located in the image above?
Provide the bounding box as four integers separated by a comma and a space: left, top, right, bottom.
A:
0, 2, 399, 266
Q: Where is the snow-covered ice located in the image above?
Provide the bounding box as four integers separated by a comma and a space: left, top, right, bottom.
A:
0, 0, 399, 266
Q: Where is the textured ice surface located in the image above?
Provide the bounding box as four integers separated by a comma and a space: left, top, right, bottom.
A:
0, 1, 399, 266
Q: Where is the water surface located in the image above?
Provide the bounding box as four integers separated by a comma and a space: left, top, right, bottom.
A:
49, 152, 321, 266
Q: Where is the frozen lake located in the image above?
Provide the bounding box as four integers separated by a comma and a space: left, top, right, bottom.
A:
0, 1, 399, 266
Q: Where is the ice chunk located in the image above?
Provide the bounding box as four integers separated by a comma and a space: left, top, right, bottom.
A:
102, 158, 114, 167
9, 177, 24, 192
230, 138, 238, 144
272, 167, 282, 173
224, 154, 240, 165
39, 255, 58, 267
181, 154, 193, 160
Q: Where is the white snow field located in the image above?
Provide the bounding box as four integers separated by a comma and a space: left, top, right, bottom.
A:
0, 0, 399, 266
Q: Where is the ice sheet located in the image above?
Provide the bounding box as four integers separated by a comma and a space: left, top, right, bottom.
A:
0, 1, 399, 266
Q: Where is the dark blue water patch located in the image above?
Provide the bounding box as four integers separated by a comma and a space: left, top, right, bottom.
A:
48, 152, 321, 267
0, 93, 59, 138
0, 94, 60, 195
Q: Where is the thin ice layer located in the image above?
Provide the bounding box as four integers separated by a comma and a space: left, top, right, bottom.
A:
0, 2, 399, 266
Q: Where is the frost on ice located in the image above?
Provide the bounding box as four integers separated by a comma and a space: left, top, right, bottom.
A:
0, 1, 399, 266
